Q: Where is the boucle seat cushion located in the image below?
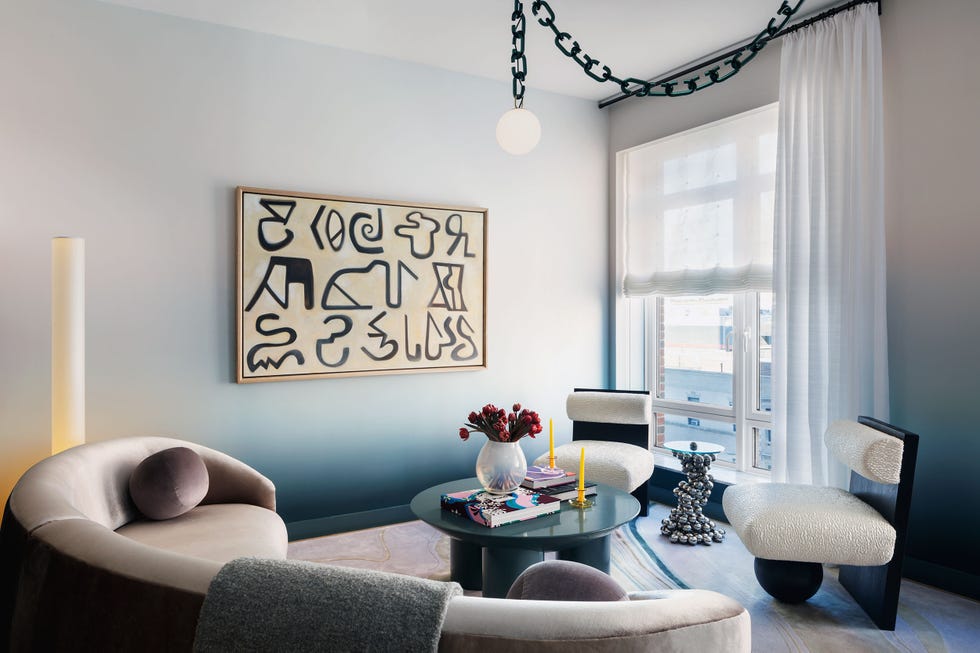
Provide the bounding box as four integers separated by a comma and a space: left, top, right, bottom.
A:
533, 440, 654, 493
722, 482, 896, 566
116, 503, 288, 563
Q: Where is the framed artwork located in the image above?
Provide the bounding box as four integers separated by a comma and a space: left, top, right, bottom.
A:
236, 187, 487, 383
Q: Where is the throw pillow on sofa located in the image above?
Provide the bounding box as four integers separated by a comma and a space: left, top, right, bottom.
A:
129, 446, 209, 520
506, 560, 629, 601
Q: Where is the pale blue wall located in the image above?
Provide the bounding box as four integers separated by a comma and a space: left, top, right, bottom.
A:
0, 0, 610, 524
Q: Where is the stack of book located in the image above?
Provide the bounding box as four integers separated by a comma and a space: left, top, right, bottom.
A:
440, 487, 561, 528
521, 465, 598, 502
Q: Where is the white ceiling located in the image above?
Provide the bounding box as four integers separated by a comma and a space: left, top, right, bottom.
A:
99, 0, 839, 101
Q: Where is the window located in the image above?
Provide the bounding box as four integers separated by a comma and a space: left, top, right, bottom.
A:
615, 104, 778, 473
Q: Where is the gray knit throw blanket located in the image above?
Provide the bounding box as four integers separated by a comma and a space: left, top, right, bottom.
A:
193, 558, 462, 653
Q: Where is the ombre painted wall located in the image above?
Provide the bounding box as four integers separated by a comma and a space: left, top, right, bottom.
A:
608, 0, 980, 597
0, 0, 609, 526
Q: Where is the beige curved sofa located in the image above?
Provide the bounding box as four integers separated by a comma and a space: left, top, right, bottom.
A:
1, 437, 751, 652
1, 436, 288, 652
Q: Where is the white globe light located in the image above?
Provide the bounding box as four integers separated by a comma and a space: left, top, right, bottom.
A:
495, 108, 541, 155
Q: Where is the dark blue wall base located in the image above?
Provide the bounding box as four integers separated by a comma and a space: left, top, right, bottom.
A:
287, 504, 414, 541
649, 466, 729, 523
904, 556, 980, 601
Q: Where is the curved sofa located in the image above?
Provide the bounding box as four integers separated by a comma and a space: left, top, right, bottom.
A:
1, 436, 288, 652
1, 437, 751, 652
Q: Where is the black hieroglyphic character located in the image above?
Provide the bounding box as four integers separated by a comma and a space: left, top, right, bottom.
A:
361, 311, 398, 361
322, 260, 419, 310
424, 313, 457, 361
445, 213, 476, 258
311, 207, 346, 252
403, 315, 422, 362
245, 256, 315, 311
315, 315, 353, 368
394, 211, 441, 259
246, 313, 305, 373
451, 315, 479, 361
428, 263, 467, 312
257, 199, 296, 251
350, 209, 384, 254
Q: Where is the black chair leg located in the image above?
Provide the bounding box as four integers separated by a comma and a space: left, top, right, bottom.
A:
839, 562, 901, 630
754, 558, 823, 603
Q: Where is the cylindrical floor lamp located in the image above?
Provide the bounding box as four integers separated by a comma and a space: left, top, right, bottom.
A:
52, 237, 84, 454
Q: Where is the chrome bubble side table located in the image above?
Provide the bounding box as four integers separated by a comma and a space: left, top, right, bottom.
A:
660, 441, 726, 545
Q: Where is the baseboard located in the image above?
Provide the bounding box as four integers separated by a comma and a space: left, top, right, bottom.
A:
286, 504, 414, 541
903, 556, 980, 601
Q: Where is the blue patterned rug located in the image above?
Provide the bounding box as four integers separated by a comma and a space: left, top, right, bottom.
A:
289, 502, 980, 652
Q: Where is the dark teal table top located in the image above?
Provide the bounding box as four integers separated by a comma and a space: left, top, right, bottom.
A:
410, 477, 641, 550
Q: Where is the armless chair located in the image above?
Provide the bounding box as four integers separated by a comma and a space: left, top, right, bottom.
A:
722, 417, 918, 630
534, 388, 655, 516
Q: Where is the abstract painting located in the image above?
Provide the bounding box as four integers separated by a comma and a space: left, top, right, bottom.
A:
237, 187, 487, 382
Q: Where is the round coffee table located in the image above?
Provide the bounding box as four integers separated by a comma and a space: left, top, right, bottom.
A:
410, 478, 640, 598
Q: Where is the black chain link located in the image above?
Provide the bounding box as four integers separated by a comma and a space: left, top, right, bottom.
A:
529, 0, 805, 99
510, 0, 527, 108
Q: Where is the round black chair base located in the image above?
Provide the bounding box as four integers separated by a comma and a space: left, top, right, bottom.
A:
754, 558, 823, 603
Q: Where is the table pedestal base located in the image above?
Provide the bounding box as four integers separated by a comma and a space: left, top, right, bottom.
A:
660, 450, 726, 545
450, 538, 484, 590
557, 536, 611, 573
482, 547, 544, 599
449, 535, 615, 597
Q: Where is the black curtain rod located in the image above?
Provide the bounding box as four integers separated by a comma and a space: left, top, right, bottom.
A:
597, 0, 881, 109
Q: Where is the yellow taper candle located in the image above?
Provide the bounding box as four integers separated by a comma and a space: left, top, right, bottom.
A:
577, 447, 586, 502
548, 419, 555, 468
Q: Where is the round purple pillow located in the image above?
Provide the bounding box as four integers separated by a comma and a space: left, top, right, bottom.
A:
506, 560, 629, 601
129, 446, 209, 520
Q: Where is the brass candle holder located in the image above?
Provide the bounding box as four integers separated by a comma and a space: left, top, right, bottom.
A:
569, 495, 593, 509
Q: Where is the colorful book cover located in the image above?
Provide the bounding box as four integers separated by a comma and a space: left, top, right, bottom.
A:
440, 487, 561, 528
522, 466, 577, 489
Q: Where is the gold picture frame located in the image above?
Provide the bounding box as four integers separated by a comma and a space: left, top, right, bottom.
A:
236, 186, 487, 383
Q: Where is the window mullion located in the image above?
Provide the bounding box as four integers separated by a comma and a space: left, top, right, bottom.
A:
731, 292, 746, 472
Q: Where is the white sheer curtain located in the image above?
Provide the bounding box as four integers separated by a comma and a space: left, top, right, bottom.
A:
772, 3, 888, 486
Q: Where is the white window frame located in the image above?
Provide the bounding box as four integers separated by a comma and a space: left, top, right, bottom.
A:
621, 294, 771, 475
614, 105, 777, 476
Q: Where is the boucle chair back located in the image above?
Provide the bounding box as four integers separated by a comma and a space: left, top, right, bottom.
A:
566, 390, 651, 426
566, 389, 651, 449
824, 420, 904, 484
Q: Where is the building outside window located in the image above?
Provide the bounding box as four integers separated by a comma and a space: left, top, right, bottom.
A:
616, 103, 778, 474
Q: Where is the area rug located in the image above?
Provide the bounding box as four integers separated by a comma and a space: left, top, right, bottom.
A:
288, 502, 979, 652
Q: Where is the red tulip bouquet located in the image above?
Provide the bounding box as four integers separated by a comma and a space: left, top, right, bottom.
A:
459, 403, 542, 442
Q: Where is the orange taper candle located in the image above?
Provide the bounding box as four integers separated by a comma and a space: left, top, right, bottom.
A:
577, 447, 586, 502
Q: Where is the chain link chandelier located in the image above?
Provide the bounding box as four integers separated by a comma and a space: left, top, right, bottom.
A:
497, 0, 806, 155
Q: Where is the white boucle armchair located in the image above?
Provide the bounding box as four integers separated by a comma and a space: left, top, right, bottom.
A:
533, 388, 655, 516
722, 416, 919, 630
